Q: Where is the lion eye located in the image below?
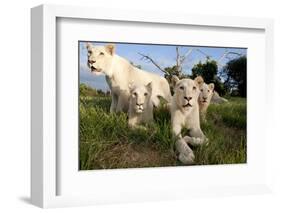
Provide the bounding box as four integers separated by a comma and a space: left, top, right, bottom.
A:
144, 92, 148, 96
208, 90, 210, 92
193, 86, 197, 90
99, 52, 104, 56
200, 89, 203, 92
88, 50, 92, 55
133, 92, 137, 97
179, 86, 184, 90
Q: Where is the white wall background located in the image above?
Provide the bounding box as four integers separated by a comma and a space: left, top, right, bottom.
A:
0, 0, 280, 212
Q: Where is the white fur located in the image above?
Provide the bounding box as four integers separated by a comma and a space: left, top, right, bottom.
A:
128, 82, 153, 128
170, 76, 208, 164
197, 76, 215, 121
86, 43, 172, 113
211, 91, 228, 104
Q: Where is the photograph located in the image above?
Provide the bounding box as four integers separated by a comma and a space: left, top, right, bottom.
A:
79, 41, 247, 170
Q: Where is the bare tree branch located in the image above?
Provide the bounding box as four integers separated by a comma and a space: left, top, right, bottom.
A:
196, 49, 212, 60
176, 46, 180, 71
175, 47, 194, 75
138, 53, 169, 75
181, 48, 193, 64
227, 51, 242, 56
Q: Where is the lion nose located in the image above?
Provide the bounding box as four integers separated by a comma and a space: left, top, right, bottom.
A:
184, 96, 192, 101
88, 60, 96, 64
203, 97, 207, 100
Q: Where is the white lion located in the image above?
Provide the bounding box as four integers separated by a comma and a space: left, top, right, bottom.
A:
128, 82, 153, 128
211, 91, 228, 104
171, 76, 208, 164
196, 76, 215, 121
86, 43, 172, 113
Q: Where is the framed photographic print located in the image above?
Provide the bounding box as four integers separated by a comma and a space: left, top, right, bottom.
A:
31, 4, 274, 208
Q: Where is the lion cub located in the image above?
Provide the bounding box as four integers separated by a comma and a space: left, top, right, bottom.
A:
128, 82, 153, 128
171, 76, 208, 164
196, 76, 215, 121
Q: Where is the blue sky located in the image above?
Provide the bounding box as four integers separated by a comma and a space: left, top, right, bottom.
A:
79, 41, 246, 91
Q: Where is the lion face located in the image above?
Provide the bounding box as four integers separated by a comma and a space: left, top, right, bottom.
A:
129, 83, 152, 114
172, 76, 200, 113
198, 83, 215, 105
86, 43, 115, 76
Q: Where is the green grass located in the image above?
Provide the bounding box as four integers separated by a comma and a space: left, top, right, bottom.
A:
79, 96, 246, 170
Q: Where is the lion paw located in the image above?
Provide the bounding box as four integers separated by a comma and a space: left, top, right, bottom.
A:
183, 136, 208, 146
176, 138, 195, 164
178, 151, 195, 164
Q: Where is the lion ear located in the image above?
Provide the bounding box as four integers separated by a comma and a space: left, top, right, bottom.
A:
86, 42, 93, 50
194, 76, 204, 88
171, 75, 180, 88
128, 82, 135, 93
209, 83, 215, 91
146, 82, 152, 93
105, 44, 115, 55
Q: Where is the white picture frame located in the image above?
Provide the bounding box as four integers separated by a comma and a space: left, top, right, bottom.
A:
31, 4, 274, 208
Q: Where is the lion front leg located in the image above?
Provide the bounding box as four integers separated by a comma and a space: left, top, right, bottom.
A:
200, 111, 207, 123
128, 116, 138, 128
116, 93, 129, 112
151, 95, 160, 108
172, 124, 195, 164
176, 138, 195, 164
110, 93, 118, 113
183, 128, 208, 146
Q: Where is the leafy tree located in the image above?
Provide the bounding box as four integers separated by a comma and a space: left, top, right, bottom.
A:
106, 90, 111, 96
222, 56, 247, 97
80, 83, 96, 96
79, 83, 97, 97
191, 60, 226, 95
191, 60, 218, 83
163, 65, 190, 84
97, 89, 106, 96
